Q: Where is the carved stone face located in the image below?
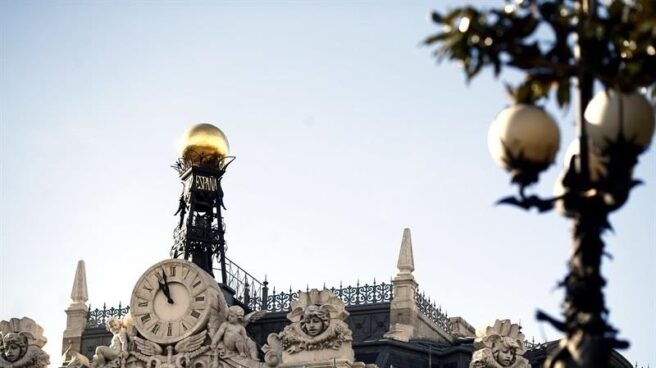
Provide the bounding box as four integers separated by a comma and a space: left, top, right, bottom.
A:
228, 313, 239, 324
3, 342, 22, 362
303, 317, 324, 337
227, 306, 244, 324
494, 347, 514, 367
107, 320, 121, 334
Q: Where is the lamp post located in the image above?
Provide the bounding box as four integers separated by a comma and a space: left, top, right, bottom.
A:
425, 0, 655, 366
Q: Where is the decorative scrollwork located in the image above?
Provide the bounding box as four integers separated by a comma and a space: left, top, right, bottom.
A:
263, 280, 392, 312
171, 154, 235, 175
87, 303, 130, 329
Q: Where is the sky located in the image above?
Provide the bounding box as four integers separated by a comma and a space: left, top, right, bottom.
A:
1, 1, 654, 366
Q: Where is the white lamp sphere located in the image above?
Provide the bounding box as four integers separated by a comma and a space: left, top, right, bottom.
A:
584, 90, 655, 150
488, 104, 560, 170
563, 138, 607, 182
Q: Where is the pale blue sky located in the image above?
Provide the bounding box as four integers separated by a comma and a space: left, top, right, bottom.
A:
1, 1, 654, 366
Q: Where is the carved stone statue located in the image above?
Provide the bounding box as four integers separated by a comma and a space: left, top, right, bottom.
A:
66, 315, 136, 368
469, 320, 530, 368
0, 317, 50, 368
93, 317, 129, 368
263, 289, 371, 368
210, 305, 265, 360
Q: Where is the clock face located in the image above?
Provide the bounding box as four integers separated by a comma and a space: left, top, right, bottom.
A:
130, 259, 215, 344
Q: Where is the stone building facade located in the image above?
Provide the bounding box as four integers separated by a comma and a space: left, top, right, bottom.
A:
58, 229, 632, 368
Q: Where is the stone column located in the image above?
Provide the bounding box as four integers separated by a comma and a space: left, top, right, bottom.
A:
384, 228, 419, 342
62, 260, 89, 360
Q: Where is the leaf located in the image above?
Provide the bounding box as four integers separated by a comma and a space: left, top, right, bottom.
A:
430, 10, 443, 24
515, 83, 533, 104
557, 79, 571, 108
516, 14, 539, 38
466, 57, 484, 81
504, 83, 517, 100
538, 2, 558, 22
423, 32, 452, 45
492, 53, 502, 77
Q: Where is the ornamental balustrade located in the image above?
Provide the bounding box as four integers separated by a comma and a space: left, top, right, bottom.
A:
87, 303, 130, 329
258, 279, 393, 312
86, 280, 392, 329
88, 279, 460, 337
414, 289, 452, 334
86, 284, 455, 335
213, 256, 395, 312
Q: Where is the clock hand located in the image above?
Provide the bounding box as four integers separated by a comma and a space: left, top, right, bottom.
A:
158, 269, 175, 304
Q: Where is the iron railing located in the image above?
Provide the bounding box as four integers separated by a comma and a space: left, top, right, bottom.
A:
260, 280, 393, 312
524, 337, 549, 351
87, 303, 130, 328
214, 256, 264, 308
415, 289, 452, 334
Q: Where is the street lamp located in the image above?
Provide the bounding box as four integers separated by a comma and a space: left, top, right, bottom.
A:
425, 0, 655, 366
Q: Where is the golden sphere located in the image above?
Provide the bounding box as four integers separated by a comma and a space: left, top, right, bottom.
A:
179, 123, 230, 163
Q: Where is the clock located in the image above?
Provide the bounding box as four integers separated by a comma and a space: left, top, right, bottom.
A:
130, 259, 218, 344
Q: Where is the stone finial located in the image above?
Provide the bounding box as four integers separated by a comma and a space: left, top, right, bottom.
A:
63, 260, 89, 359
70, 260, 88, 305
396, 228, 414, 274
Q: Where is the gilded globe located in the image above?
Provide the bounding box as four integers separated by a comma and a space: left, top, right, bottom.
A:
179, 123, 230, 164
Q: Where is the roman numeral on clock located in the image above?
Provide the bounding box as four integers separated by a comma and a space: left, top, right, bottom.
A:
141, 314, 151, 323
191, 310, 201, 319
151, 323, 160, 334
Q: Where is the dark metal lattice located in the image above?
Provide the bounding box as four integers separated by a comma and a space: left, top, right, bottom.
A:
414, 289, 452, 334
524, 338, 549, 351
214, 255, 264, 309
87, 303, 130, 329
260, 280, 393, 313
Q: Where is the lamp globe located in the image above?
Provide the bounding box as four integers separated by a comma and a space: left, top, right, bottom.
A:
488, 104, 560, 185
584, 90, 655, 151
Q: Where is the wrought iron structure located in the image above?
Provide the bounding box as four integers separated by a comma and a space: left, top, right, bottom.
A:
87, 303, 131, 329
414, 289, 452, 334
170, 154, 235, 282
258, 280, 393, 313
213, 255, 265, 309
524, 338, 549, 352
